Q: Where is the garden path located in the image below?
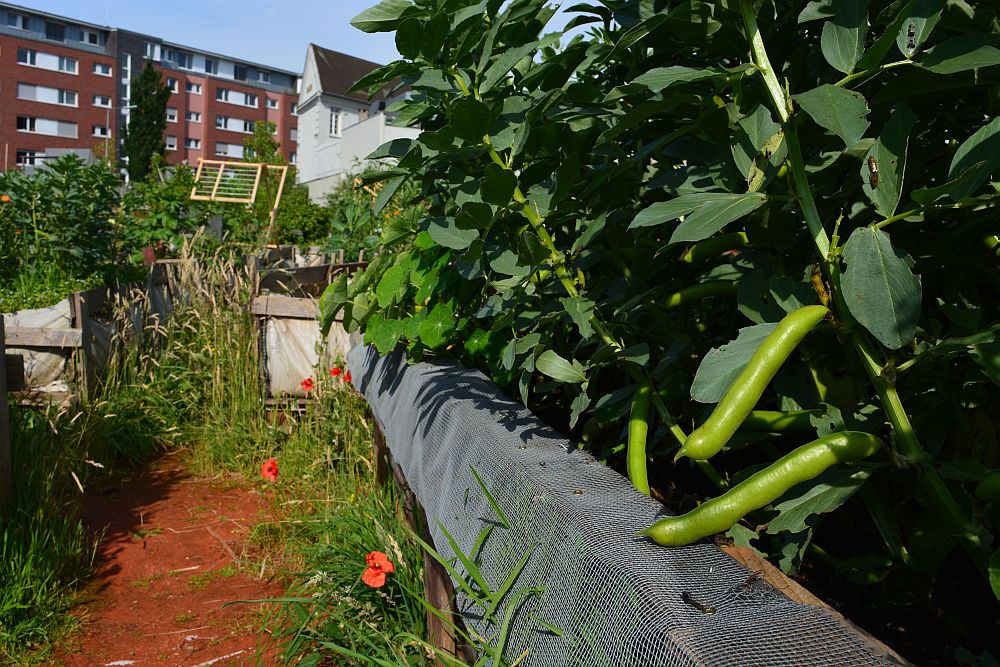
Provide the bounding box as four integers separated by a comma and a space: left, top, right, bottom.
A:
50, 452, 286, 666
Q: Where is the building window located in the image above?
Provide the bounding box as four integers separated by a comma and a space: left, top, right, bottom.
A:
17, 116, 77, 138
243, 120, 256, 134
233, 65, 246, 81
82, 30, 100, 45
185, 82, 202, 94
167, 77, 178, 93
258, 71, 271, 83
291, 103, 298, 116
185, 111, 201, 122
7, 14, 28, 30
59, 56, 77, 73
216, 88, 228, 102
215, 115, 226, 128
93, 62, 112, 76
144, 42, 157, 59
165, 136, 177, 151
45, 21, 65, 42
290, 152, 297, 164
15, 150, 39, 166
266, 98, 278, 109
166, 108, 178, 123
176, 52, 191, 68
93, 95, 112, 108
17, 84, 77, 107
93, 125, 110, 137
329, 108, 341, 137
16, 48, 36, 65
204, 58, 217, 75
214, 142, 243, 158
246, 94, 258, 108
290, 128, 297, 141
216, 87, 256, 107
185, 138, 201, 149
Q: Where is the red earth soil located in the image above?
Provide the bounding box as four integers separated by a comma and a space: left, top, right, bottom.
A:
50, 453, 289, 666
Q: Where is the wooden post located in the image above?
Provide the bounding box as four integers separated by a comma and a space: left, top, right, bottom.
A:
372, 421, 476, 665
72, 291, 95, 401
0, 319, 12, 515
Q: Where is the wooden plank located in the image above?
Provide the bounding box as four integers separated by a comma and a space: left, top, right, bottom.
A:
0, 319, 12, 515
5, 354, 25, 391
4, 327, 83, 348
250, 295, 319, 319
722, 546, 911, 665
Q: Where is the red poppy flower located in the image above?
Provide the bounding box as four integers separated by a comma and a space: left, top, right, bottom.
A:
300, 377, 314, 392
344, 371, 352, 384
261, 458, 279, 481
329, 367, 342, 378
361, 550, 395, 588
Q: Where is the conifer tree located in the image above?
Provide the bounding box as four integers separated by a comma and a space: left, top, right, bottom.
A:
122, 60, 171, 182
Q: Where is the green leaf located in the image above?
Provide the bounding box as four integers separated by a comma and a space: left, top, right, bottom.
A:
536, 350, 587, 383
351, 0, 415, 33
669, 193, 767, 244
367, 137, 414, 160
481, 43, 538, 94
418, 303, 454, 348
841, 226, 922, 350
990, 549, 1000, 600
895, 0, 943, 58
919, 34, 1000, 74
451, 98, 491, 142
376, 261, 408, 308
690, 323, 778, 403
373, 175, 406, 215
971, 339, 1000, 386
370, 318, 405, 354
767, 468, 871, 534
794, 84, 871, 148
426, 217, 479, 250
629, 66, 721, 93
560, 297, 595, 339
947, 117, 1000, 201
861, 103, 917, 217
481, 163, 517, 206
820, 0, 868, 74
394, 18, 422, 59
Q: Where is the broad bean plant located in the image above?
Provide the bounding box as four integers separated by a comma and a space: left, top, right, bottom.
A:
320, 0, 1000, 630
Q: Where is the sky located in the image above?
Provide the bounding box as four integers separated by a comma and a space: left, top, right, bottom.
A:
13, 0, 577, 74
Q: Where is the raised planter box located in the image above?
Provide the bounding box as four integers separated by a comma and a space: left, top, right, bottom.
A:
1, 264, 172, 406
250, 249, 366, 402
349, 344, 909, 667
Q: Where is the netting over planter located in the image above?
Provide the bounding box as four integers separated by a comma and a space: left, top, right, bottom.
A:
348, 345, 905, 667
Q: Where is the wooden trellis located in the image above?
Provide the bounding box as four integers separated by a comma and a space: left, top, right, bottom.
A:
190, 158, 289, 237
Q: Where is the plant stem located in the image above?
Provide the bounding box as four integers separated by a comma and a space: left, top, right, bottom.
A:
739, 0, 790, 123
834, 60, 912, 89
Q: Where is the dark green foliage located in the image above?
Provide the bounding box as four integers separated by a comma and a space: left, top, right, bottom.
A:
323, 0, 1000, 658
122, 60, 171, 182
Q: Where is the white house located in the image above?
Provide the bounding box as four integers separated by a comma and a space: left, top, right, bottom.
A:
296, 44, 418, 201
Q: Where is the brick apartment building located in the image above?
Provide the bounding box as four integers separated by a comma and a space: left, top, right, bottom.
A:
0, 2, 300, 173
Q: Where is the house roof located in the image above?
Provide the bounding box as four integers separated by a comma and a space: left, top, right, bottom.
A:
309, 44, 386, 102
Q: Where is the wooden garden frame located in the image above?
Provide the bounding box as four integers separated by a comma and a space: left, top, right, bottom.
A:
190, 158, 289, 239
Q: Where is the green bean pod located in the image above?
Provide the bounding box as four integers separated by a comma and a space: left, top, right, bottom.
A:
681, 232, 749, 263
664, 280, 740, 310
643, 431, 883, 547
741, 409, 821, 432
628, 380, 653, 496
677, 304, 829, 461
976, 470, 1000, 503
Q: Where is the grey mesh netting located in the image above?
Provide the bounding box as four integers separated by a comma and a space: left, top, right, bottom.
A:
348, 345, 905, 667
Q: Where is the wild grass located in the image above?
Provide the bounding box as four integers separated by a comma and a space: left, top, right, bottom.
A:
1, 245, 450, 665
